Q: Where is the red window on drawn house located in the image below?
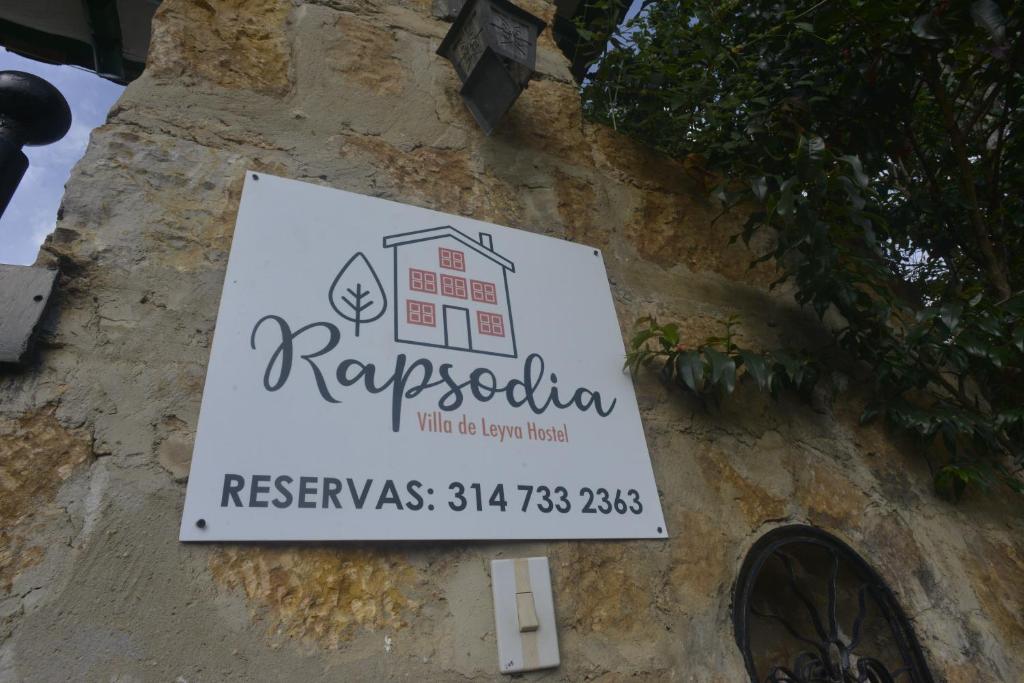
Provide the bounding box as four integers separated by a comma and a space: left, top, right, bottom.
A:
407, 300, 436, 326
440, 274, 467, 299
470, 279, 498, 304
409, 268, 437, 293
477, 311, 505, 337
439, 247, 465, 271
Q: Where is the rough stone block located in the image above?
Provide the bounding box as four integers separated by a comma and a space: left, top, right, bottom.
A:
432, 0, 466, 20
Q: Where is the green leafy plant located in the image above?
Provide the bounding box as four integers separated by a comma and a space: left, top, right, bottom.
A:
626, 316, 821, 407
586, 0, 1024, 499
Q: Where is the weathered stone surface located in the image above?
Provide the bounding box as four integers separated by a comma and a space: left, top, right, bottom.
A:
694, 440, 789, 528
798, 460, 873, 527
1, 0, 1023, 679
209, 546, 420, 647
0, 406, 92, 593
338, 134, 526, 224
553, 168, 608, 248
147, 0, 293, 95
965, 534, 1024, 648
626, 189, 777, 287
324, 13, 405, 95
554, 543, 651, 635
431, 0, 463, 21
155, 416, 194, 482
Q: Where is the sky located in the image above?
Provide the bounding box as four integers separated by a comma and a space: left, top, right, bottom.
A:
0, 49, 124, 265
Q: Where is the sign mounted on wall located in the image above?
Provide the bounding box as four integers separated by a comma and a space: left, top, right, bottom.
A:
179, 172, 667, 541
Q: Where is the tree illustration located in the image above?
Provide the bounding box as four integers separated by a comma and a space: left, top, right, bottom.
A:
328, 252, 387, 337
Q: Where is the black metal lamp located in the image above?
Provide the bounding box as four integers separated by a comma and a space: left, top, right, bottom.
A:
0, 71, 72, 219
437, 0, 546, 135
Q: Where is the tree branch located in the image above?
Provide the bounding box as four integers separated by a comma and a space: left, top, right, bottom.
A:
921, 51, 1011, 299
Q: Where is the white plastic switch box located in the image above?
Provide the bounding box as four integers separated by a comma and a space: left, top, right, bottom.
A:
491, 557, 559, 674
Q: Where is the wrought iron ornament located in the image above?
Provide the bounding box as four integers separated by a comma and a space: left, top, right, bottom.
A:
490, 11, 529, 60
733, 526, 934, 683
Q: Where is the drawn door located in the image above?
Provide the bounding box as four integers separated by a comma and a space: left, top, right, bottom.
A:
443, 305, 472, 351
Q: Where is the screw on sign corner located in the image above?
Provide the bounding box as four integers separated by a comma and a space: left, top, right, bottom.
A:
196, 518, 207, 529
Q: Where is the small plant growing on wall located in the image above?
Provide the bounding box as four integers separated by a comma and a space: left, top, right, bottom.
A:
626, 316, 820, 409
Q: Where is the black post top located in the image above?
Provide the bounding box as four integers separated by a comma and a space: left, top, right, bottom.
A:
0, 70, 72, 147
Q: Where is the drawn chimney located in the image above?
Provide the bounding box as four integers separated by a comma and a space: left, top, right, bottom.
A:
479, 232, 493, 250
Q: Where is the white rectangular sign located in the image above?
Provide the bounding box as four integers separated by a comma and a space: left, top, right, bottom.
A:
179, 172, 667, 541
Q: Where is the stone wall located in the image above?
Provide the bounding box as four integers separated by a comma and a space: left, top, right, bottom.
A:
2, 0, 1023, 680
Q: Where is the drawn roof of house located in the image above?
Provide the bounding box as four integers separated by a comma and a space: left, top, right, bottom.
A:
383, 226, 515, 273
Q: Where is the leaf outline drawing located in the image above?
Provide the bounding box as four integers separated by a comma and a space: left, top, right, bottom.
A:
328, 252, 387, 337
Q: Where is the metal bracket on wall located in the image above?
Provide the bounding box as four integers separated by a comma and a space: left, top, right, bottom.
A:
0, 264, 57, 364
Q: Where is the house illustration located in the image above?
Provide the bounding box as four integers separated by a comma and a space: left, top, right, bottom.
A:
383, 226, 517, 357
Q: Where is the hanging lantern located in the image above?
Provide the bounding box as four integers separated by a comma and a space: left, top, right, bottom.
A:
436, 0, 546, 135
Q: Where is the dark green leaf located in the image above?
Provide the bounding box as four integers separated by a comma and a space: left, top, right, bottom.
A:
940, 302, 963, 332
738, 350, 769, 391
988, 347, 1012, 369
971, 0, 1006, 43
659, 360, 674, 385
705, 348, 737, 394
912, 14, 943, 42
630, 327, 659, 350
749, 176, 767, 201
661, 323, 680, 348
776, 177, 797, 216
1001, 294, 1024, 315
806, 136, 825, 158
676, 351, 705, 393
839, 155, 869, 188
976, 314, 1002, 337
957, 332, 988, 358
